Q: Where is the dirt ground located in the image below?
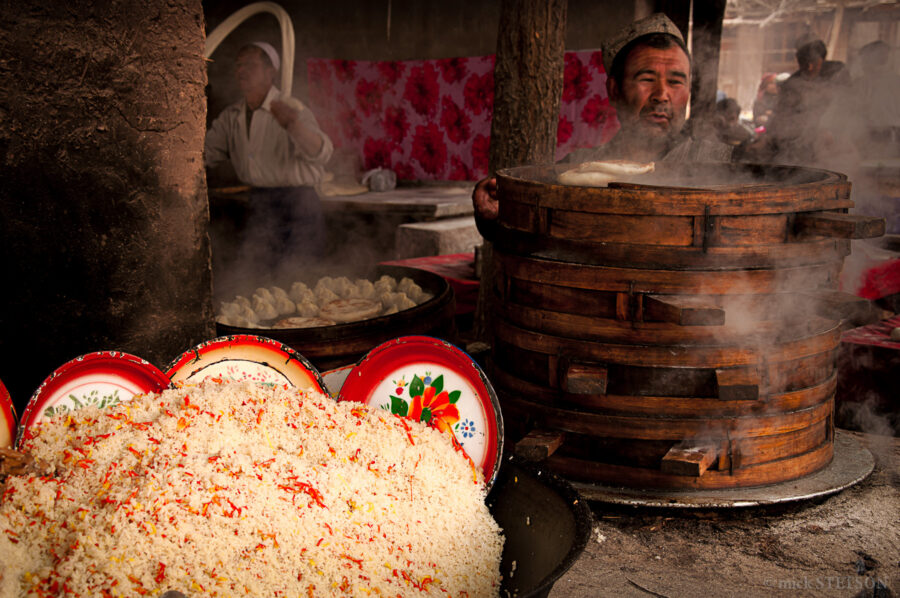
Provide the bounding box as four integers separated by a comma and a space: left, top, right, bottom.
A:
550, 431, 900, 598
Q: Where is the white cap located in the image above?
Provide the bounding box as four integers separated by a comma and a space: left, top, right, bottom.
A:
251, 41, 280, 71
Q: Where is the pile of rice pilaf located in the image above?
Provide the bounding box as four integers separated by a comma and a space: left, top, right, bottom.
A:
0, 380, 503, 597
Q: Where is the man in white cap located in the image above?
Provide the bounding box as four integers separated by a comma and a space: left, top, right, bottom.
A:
205, 42, 333, 269
472, 13, 730, 229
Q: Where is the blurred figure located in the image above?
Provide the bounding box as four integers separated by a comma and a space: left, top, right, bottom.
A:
713, 98, 754, 148
767, 37, 850, 165
205, 42, 333, 275
752, 73, 778, 129
855, 40, 900, 157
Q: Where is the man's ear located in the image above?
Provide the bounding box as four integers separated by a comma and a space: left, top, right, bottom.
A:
606, 76, 620, 103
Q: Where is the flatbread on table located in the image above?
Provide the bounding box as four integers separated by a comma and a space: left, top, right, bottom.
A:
318, 298, 383, 323
558, 159, 655, 187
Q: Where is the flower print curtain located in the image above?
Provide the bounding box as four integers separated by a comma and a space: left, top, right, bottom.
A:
307, 50, 619, 181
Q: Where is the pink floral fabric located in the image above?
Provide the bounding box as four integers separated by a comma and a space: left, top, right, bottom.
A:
307, 50, 619, 181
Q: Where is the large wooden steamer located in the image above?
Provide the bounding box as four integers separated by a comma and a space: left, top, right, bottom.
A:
491, 163, 884, 490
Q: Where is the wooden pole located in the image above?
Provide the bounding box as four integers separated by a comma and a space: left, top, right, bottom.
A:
690, 0, 728, 121
474, 0, 567, 342
489, 0, 568, 172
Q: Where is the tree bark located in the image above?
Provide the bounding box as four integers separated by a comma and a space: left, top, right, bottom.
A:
0, 0, 213, 411
489, 0, 568, 172
690, 0, 728, 121
475, 0, 567, 342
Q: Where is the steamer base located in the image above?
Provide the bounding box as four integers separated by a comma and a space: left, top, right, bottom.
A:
568, 429, 873, 508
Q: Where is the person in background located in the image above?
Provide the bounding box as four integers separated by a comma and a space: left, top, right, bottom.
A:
712, 98, 754, 149
854, 40, 900, 153
752, 73, 779, 129
472, 13, 731, 231
205, 41, 333, 271
767, 37, 849, 166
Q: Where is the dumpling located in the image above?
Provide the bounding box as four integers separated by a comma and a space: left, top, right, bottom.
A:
315, 286, 340, 305
376, 275, 397, 291
219, 301, 242, 319
355, 279, 376, 300
274, 295, 296, 316
289, 281, 311, 302
219, 314, 254, 328
400, 280, 423, 299
294, 288, 316, 305
234, 295, 252, 309
333, 276, 355, 298
254, 287, 275, 304
412, 290, 434, 304
377, 291, 396, 311
270, 286, 290, 302
382, 305, 399, 315
296, 300, 319, 317
251, 296, 278, 320
238, 304, 259, 324
395, 292, 417, 311
397, 277, 416, 294
314, 276, 335, 295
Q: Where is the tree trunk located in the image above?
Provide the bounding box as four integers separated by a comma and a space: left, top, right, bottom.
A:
489, 0, 568, 172
690, 0, 728, 121
0, 0, 213, 412
475, 0, 567, 342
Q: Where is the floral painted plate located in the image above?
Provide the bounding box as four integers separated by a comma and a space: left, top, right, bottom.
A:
166, 335, 326, 394
1, 377, 16, 449
17, 352, 172, 448
338, 336, 504, 489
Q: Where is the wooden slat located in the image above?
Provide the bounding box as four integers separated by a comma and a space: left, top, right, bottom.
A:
549, 211, 693, 245
496, 391, 833, 440
794, 211, 886, 239
490, 362, 837, 418
643, 294, 726, 326
508, 278, 617, 318
495, 250, 843, 295
545, 441, 833, 489
514, 429, 565, 462
799, 290, 882, 326
498, 300, 815, 346
733, 419, 828, 467
660, 442, 720, 476
493, 227, 851, 270
708, 214, 789, 246
615, 292, 630, 320
497, 164, 851, 216
493, 316, 841, 369
562, 363, 608, 395
715, 368, 760, 401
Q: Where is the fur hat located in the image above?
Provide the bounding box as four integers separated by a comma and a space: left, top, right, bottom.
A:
601, 13, 685, 74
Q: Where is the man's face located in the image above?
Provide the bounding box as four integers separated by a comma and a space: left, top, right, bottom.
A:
607, 44, 691, 141
235, 48, 275, 97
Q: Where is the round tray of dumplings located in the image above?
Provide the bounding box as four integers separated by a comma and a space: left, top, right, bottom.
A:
216, 265, 456, 371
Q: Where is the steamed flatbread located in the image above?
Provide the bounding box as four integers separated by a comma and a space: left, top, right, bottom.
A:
272, 316, 337, 329
319, 298, 383, 323
558, 159, 655, 187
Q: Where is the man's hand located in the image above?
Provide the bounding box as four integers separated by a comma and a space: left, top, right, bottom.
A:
270, 99, 300, 129
472, 177, 499, 221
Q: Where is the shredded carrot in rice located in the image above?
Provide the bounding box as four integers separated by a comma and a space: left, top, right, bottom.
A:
0, 380, 502, 597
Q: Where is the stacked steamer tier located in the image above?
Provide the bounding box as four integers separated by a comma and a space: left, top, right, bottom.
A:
490, 162, 885, 490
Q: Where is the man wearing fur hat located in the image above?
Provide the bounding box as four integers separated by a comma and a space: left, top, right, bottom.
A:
473, 13, 730, 227
205, 42, 333, 267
